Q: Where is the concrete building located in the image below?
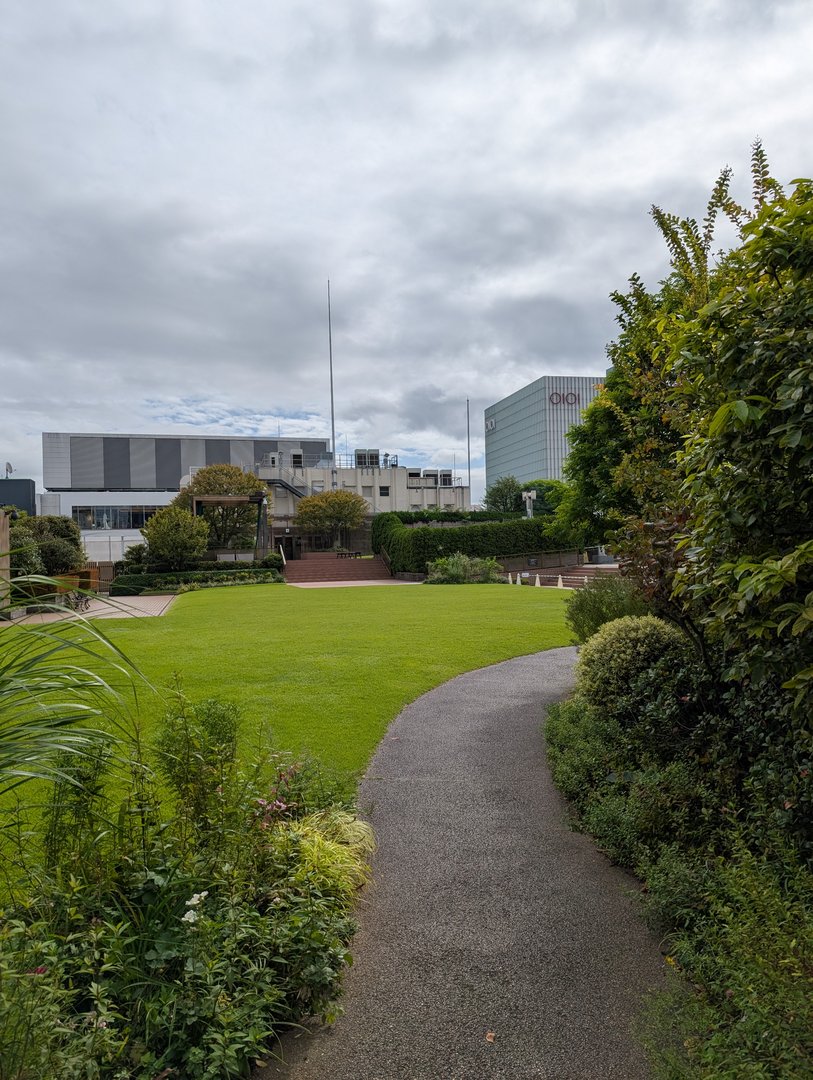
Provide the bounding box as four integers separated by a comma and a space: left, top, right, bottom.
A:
41, 433, 469, 560
484, 375, 602, 489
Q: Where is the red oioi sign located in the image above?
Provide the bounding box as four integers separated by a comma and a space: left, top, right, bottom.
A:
549, 392, 580, 405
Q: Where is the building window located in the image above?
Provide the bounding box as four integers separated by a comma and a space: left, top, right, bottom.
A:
362, 486, 373, 497
291, 453, 303, 469
72, 505, 161, 531
379, 485, 390, 497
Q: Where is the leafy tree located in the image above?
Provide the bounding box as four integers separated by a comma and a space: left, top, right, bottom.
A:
482, 475, 523, 513
8, 525, 45, 576
18, 515, 84, 574
172, 464, 269, 550
294, 490, 368, 547
603, 142, 813, 705
141, 506, 209, 570
665, 172, 813, 699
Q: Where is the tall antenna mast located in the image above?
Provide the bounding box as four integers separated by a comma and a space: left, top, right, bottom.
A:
327, 280, 337, 489
466, 398, 471, 501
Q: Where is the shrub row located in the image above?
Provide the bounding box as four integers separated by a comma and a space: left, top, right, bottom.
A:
389, 509, 523, 524
110, 569, 283, 595
114, 552, 284, 575
546, 613, 813, 1076
371, 512, 563, 573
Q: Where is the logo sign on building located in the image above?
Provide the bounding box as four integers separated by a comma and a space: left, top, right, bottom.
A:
548, 392, 580, 405
485, 418, 497, 432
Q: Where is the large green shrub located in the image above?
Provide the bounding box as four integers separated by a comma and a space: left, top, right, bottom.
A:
425, 552, 504, 584
564, 574, 648, 643
7, 525, 45, 576
575, 615, 693, 727
142, 505, 209, 570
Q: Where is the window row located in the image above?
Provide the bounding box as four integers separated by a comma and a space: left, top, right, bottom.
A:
72, 505, 162, 531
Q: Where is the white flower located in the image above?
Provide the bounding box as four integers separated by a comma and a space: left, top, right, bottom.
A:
181, 909, 199, 924
185, 890, 209, 907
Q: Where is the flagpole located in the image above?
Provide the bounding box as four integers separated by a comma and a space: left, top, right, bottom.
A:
466, 397, 471, 503
328, 280, 337, 490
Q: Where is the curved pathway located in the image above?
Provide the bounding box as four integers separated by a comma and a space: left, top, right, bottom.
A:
262, 648, 667, 1080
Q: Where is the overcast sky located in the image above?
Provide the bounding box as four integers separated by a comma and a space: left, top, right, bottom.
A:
2, 0, 811, 502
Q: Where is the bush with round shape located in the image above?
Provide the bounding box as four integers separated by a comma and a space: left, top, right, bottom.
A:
575, 615, 693, 729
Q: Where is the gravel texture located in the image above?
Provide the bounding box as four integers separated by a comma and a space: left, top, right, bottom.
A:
259, 647, 666, 1080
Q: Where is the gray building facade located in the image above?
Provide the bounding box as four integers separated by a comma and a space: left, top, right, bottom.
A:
484, 375, 602, 488
42, 433, 332, 491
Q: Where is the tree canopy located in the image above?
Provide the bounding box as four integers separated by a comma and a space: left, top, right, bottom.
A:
293, 490, 368, 545
141, 506, 209, 570
172, 464, 268, 550
586, 142, 813, 708
482, 475, 523, 513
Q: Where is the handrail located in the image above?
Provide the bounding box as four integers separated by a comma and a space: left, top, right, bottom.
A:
380, 546, 394, 577
278, 543, 287, 567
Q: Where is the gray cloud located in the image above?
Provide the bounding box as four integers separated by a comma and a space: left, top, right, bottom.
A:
1, 0, 811, 500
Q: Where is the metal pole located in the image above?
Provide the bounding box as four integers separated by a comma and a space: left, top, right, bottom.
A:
328, 280, 337, 489
466, 398, 471, 503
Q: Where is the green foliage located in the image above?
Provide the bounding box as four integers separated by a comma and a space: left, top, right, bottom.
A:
545, 147, 813, 1078
141, 505, 210, 571
38, 537, 84, 575
575, 615, 692, 727
258, 551, 284, 571
0, 699, 373, 1079
643, 844, 813, 1079
293, 490, 368, 545
7, 525, 45, 576
0, 598, 136, 797
120, 542, 148, 572
425, 552, 504, 584
385, 509, 521, 524
9, 516, 84, 576
564, 575, 649, 643
523, 478, 569, 516
482, 474, 523, 513
372, 511, 564, 573
667, 178, 813, 702
172, 464, 268, 550
110, 569, 282, 596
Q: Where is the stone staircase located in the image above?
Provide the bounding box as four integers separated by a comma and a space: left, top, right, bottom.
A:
283, 552, 392, 584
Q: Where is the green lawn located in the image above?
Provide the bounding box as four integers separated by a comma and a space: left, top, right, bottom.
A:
98, 584, 570, 774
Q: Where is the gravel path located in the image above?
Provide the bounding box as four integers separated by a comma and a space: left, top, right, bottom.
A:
260, 647, 666, 1080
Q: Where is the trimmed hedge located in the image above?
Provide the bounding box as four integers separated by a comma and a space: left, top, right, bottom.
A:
110, 569, 283, 596
371, 512, 563, 573
112, 553, 284, 575
388, 509, 523, 525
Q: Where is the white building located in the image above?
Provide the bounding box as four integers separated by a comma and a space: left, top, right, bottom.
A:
41, 433, 469, 559
484, 375, 602, 489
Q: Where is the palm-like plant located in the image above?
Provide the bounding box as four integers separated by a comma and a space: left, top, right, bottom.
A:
0, 573, 141, 797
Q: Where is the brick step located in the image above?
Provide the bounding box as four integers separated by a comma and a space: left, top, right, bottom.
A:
284, 556, 390, 583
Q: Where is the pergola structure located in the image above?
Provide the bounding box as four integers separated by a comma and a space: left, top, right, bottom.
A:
191, 493, 270, 559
